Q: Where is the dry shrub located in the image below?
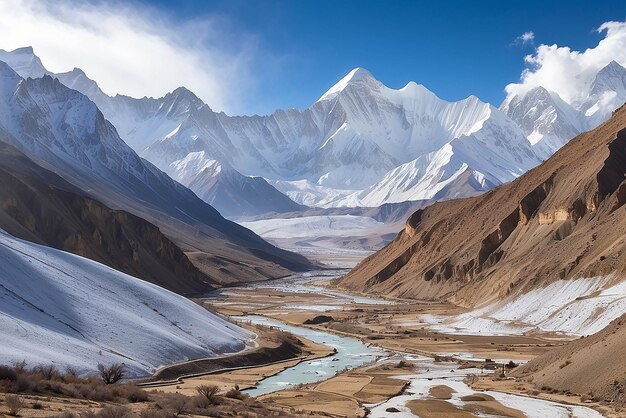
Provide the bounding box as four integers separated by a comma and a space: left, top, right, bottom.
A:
122, 385, 149, 403
6, 394, 25, 416
12, 361, 27, 374
97, 364, 126, 385
33, 364, 62, 380
224, 387, 247, 400
196, 384, 220, 404
12, 375, 37, 393
63, 367, 81, 383
106, 384, 149, 402
73, 382, 113, 402
0, 366, 17, 382
95, 406, 132, 418
157, 393, 190, 415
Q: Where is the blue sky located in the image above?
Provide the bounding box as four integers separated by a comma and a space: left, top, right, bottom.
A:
141, 0, 625, 114
2, 0, 625, 115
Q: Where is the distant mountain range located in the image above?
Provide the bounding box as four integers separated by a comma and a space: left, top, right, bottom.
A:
2, 47, 626, 219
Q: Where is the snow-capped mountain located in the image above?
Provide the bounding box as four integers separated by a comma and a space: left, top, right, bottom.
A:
0, 58, 313, 283
501, 60, 626, 159
0, 227, 253, 376
19, 54, 541, 209
8, 47, 626, 213
138, 68, 540, 207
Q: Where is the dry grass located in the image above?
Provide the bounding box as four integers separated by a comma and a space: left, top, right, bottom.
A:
5, 394, 24, 416
0, 362, 325, 418
0, 362, 150, 404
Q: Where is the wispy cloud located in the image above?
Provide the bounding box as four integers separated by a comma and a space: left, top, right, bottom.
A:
516, 31, 535, 45
506, 21, 626, 105
0, 0, 261, 113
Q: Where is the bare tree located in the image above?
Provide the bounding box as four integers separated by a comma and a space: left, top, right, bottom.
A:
97, 363, 126, 384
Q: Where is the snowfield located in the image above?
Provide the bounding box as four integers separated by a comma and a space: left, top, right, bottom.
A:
0, 229, 254, 377
239, 215, 384, 239
422, 276, 626, 337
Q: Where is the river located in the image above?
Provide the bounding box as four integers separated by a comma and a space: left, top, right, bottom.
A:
235, 315, 383, 397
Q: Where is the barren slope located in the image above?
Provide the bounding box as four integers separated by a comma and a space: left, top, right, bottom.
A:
339, 105, 626, 306
0, 142, 213, 295
512, 313, 626, 406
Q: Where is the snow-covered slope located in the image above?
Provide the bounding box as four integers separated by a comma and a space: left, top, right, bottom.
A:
0, 228, 253, 376
158, 152, 303, 217
422, 276, 626, 337
502, 60, 626, 158
0, 46, 47, 78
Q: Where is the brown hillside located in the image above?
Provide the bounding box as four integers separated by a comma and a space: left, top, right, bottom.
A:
339, 105, 626, 306
512, 312, 626, 406
0, 142, 213, 295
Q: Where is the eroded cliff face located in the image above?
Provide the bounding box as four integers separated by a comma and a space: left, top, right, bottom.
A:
0, 143, 213, 295
339, 106, 626, 307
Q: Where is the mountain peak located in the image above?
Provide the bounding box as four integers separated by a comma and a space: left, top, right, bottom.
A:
600, 60, 626, 73
169, 86, 203, 104
343, 67, 374, 83
0, 60, 22, 84
69, 67, 86, 76
9, 46, 34, 55
0, 46, 48, 79
590, 60, 626, 99
593, 60, 626, 83
318, 67, 380, 101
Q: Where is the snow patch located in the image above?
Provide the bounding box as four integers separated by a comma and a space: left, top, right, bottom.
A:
422, 276, 626, 336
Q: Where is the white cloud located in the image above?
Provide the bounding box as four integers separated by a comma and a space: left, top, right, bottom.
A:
516, 31, 535, 45
0, 0, 260, 113
506, 21, 626, 105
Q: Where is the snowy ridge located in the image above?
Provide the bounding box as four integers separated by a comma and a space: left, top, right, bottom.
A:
0, 47, 47, 79
132, 66, 540, 208
0, 228, 253, 376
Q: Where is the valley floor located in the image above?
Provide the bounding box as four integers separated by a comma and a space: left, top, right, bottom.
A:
199, 271, 615, 417
2, 266, 620, 417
